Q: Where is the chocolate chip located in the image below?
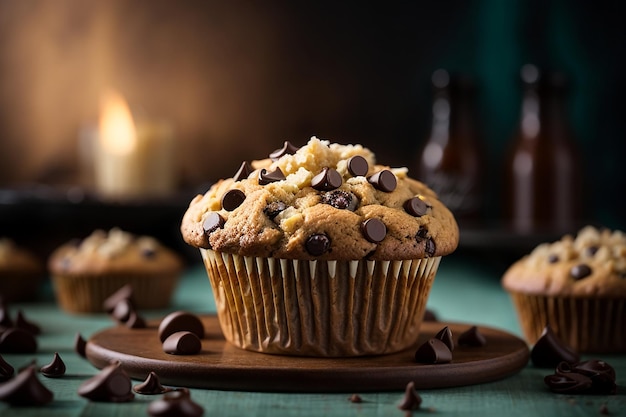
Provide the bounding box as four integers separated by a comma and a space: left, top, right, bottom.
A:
221, 189, 246, 211
233, 161, 253, 182
162, 331, 202, 355
368, 169, 397, 192
305, 234, 331, 256
40, 352, 66, 378
133, 371, 172, 395
321, 190, 357, 211
415, 227, 428, 242
202, 213, 225, 237
425, 238, 436, 257
414, 338, 452, 364
74, 333, 87, 358
311, 167, 343, 191
544, 372, 593, 394
586, 246, 599, 257
103, 284, 134, 314
77, 362, 134, 402
347, 155, 369, 177
348, 394, 363, 403
398, 381, 422, 411
0, 328, 37, 353
158, 311, 205, 343
269, 141, 299, 160
141, 247, 156, 258
458, 326, 486, 347
126, 311, 147, 329
0, 366, 53, 406
547, 254, 559, 263
570, 264, 592, 280
404, 197, 429, 217
258, 167, 286, 185
435, 326, 454, 352
530, 326, 579, 368
147, 388, 204, 417
111, 298, 133, 323
569, 360, 617, 394
263, 201, 287, 220
0, 354, 14, 382
361, 218, 387, 243
15, 311, 41, 335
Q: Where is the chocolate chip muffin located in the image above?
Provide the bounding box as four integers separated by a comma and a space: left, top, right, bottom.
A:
0, 239, 44, 302
49, 228, 183, 313
181, 137, 459, 356
502, 226, 626, 353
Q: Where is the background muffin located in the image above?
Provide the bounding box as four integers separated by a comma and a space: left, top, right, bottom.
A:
0, 238, 44, 302
181, 137, 459, 356
49, 228, 183, 313
502, 226, 626, 353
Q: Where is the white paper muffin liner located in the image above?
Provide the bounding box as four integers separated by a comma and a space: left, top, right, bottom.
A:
201, 249, 441, 357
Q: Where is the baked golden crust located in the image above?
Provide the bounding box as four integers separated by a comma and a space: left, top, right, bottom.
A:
181, 137, 459, 260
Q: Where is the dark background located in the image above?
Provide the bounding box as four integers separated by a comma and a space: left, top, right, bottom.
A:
1, 0, 625, 261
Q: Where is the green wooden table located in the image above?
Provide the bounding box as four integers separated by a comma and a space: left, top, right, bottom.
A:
1, 253, 624, 416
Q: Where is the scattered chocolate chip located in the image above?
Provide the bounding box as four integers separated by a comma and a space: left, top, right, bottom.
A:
126, 311, 147, 329
133, 371, 172, 395
111, 298, 134, 323
530, 326, 579, 368
202, 213, 225, 237
258, 167, 286, 185
263, 201, 288, 220
544, 372, 593, 394
147, 388, 204, 417
570, 264, 592, 280
458, 326, 487, 347
40, 352, 66, 378
415, 227, 428, 242
347, 155, 369, 177
0, 328, 37, 353
305, 234, 331, 256
398, 381, 422, 411
361, 218, 387, 243
74, 333, 87, 358
103, 284, 134, 314
311, 167, 343, 191
321, 190, 358, 211
414, 338, 452, 364
233, 161, 253, 182
158, 311, 205, 343
163, 331, 202, 355
15, 311, 41, 335
0, 366, 53, 406
423, 309, 438, 322
404, 197, 429, 217
368, 169, 397, 192
568, 360, 617, 394
221, 189, 246, 211
269, 141, 299, 160
0, 354, 14, 382
425, 238, 436, 257
77, 362, 135, 402
435, 326, 454, 352
547, 254, 559, 263
586, 246, 599, 257
348, 393, 363, 403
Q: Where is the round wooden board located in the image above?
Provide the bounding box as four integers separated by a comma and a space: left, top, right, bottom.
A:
86, 315, 529, 392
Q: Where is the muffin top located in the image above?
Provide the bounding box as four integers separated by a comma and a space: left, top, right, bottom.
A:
181, 137, 459, 260
48, 228, 183, 275
502, 226, 626, 297
0, 238, 42, 274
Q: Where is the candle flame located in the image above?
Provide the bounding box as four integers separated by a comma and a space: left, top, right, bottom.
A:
99, 90, 136, 155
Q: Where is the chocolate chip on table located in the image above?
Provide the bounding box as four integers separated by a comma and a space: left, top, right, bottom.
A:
258, 167, 286, 185
414, 338, 452, 364
565, 360, 617, 394
570, 263, 592, 280
40, 352, 66, 378
0, 328, 37, 353
77, 361, 135, 402
269, 141, 300, 160
423, 309, 438, 322
347, 155, 369, 177
404, 197, 429, 217
398, 381, 422, 411
368, 169, 397, 192
304, 234, 331, 256
311, 167, 343, 191
202, 213, 225, 237
74, 333, 87, 358
434, 326, 454, 352
0, 366, 53, 406
103, 284, 134, 314
0, 354, 14, 382
361, 218, 387, 243
544, 371, 593, 394
348, 394, 363, 403
15, 311, 41, 335
221, 189, 246, 211
162, 331, 202, 355
425, 238, 436, 257
530, 326, 579, 368
321, 190, 358, 211
233, 161, 253, 182
147, 388, 204, 417
263, 201, 287, 220
133, 371, 171, 395
458, 325, 487, 347
158, 311, 205, 343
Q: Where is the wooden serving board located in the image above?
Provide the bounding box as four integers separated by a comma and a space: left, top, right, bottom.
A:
86, 315, 529, 392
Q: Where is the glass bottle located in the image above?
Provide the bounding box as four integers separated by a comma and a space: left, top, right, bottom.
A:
502, 64, 582, 234
415, 69, 485, 227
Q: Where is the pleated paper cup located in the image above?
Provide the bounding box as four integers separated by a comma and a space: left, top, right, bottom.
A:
508, 292, 626, 353
201, 248, 441, 357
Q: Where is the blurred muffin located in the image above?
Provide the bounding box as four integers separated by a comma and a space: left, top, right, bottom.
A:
181, 137, 459, 356
49, 228, 183, 313
502, 226, 626, 353
0, 238, 44, 302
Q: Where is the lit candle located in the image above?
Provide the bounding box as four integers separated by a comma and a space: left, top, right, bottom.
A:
93, 90, 176, 199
